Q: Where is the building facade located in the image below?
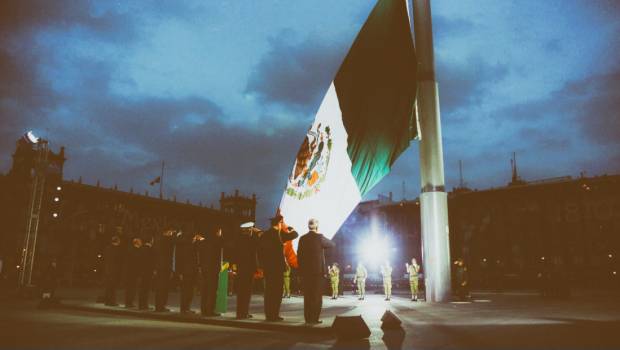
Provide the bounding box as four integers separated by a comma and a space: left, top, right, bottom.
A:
0, 137, 256, 287
330, 174, 620, 289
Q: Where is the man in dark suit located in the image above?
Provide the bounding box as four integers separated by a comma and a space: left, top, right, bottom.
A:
154, 228, 175, 312
297, 218, 335, 324
234, 223, 260, 319
197, 228, 224, 317
258, 214, 298, 321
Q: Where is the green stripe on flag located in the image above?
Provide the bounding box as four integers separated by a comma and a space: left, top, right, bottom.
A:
334, 0, 417, 196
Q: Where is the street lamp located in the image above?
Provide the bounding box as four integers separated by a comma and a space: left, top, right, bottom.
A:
24, 130, 40, 144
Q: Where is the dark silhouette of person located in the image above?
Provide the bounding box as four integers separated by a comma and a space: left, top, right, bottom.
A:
176, 232, 200, 314
454, 258, 469, 300
138, 236, 155, 310
124, 237, 143, 308
154, 228, 176, 312
39, 258, 59, 308
257, 214, 298, 321
103, 235, 123, 306
297, 218, 335, 324
234, 223, 260, 319
197, 228, 224, 317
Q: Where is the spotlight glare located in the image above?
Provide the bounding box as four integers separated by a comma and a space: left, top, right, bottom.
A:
358, 234, 390, 268
52, 213, 59, 218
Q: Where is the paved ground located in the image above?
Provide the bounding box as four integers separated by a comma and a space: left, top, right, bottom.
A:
1, 288, 620, 349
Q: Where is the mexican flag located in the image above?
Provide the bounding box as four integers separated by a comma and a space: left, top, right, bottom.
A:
279, 0, 418, 240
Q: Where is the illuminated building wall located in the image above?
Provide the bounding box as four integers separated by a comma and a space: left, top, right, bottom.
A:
331, 174, 620, 289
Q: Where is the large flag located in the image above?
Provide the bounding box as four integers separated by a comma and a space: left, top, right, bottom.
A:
279, 0, 418, 240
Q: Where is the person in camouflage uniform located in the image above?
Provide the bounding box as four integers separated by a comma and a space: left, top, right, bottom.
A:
380, 261, 393, 301
354, 262, 368, 300
282, 263, 291, 298
328, 263, 340, 299
406, 258, 420, 301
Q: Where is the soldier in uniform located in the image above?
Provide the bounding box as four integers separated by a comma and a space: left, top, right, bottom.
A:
103, 235, 123, 306
124, 237, 143, 308
328, 263, 340, 300
283, 263, 291, 298
354, 262, 368, 300
257, 214, 298, 321
234, 222, 260, 319
154, 228, 175, 312
138, 237, 155, 310
197, 228, 224, 317
454, 258, 469, 300
406, 258, 420, 301
381, 261, 393, 301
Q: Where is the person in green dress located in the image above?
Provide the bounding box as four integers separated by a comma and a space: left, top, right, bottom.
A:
215, 261, 230, 314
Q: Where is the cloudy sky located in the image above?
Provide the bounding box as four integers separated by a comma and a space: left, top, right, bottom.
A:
1, 0, 619, 224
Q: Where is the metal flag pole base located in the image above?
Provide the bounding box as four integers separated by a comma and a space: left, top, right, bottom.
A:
420, 191, 451, 302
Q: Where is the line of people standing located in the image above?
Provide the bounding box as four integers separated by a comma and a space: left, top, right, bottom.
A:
351, 258, 421, 301
102, 227, 226, 317
100, 215, 431, 324
100, 213, 331, 324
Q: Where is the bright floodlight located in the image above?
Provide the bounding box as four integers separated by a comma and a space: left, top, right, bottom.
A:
52, 213, 58, 218
25, 130, 40, 144
358, 234, 390, 268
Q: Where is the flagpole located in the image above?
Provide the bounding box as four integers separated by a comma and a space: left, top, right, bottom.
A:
160, 160, 165, 199
412, 0, 452, 302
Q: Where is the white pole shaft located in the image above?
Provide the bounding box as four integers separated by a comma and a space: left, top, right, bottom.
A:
413, 0, 452, 302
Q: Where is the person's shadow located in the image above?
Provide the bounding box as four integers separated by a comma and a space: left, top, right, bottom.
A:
382, 328, 406, 350
329, 338, 371, 350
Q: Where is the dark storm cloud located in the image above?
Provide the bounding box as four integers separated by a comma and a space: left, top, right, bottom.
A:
436, 56, 510, 117
493, 69, 620, 147
10, 56, 300, 213
245, 31, 348, 113
0, 1, 308, 222
0, 0, 137, 43
437, 68, 620, 190
563, 71, 620, 145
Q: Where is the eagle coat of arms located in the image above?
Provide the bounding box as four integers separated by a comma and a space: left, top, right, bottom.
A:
285, 123, 332, 200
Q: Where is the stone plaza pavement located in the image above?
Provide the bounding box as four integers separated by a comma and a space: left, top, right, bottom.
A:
43, 287, 620, 349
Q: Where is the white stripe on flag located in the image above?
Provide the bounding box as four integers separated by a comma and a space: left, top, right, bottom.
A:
279, 82, 361, 246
